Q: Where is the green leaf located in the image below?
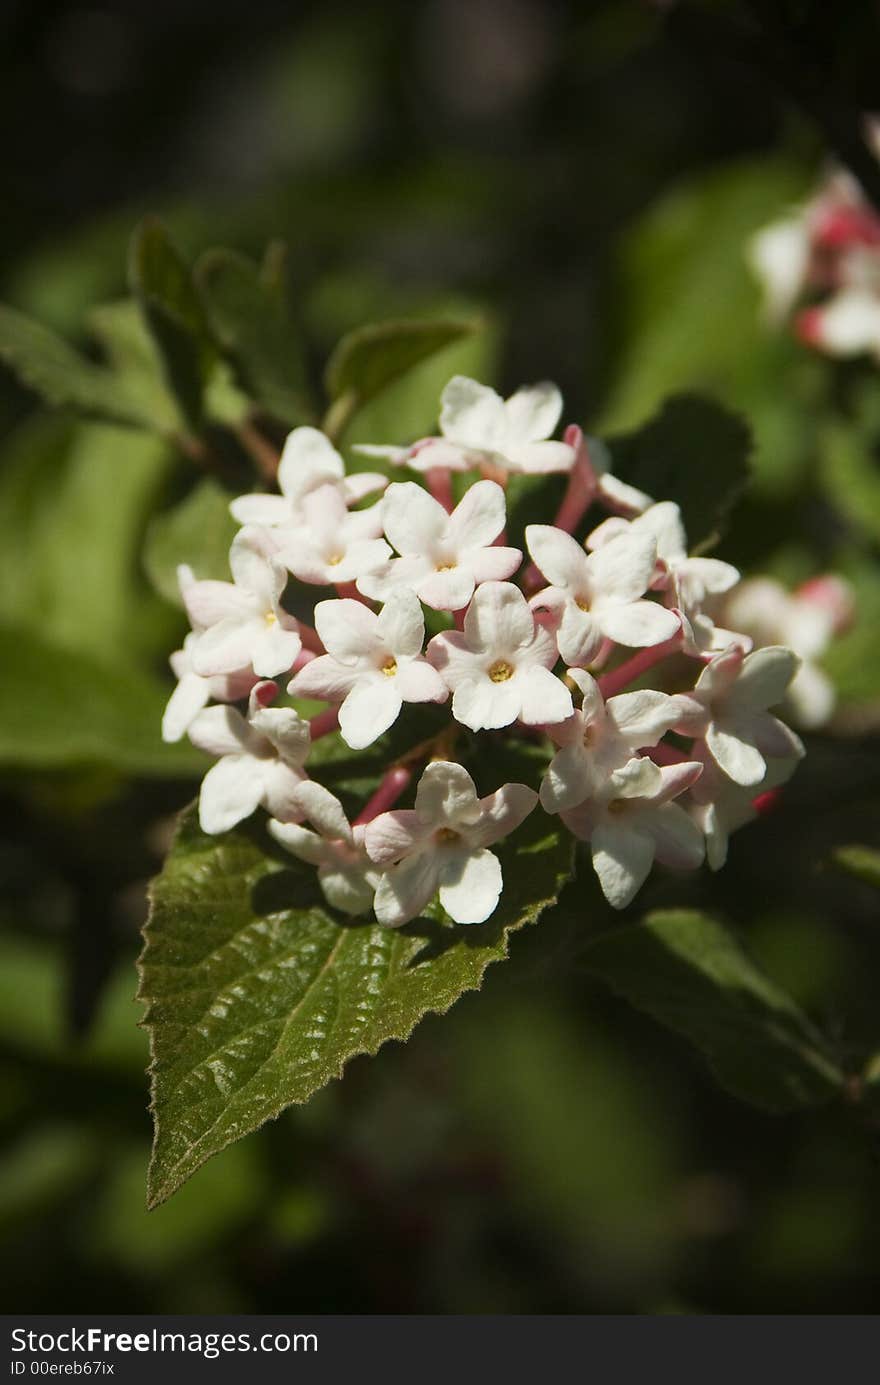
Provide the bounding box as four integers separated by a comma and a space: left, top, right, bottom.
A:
600, 156, 816, 496
602, 394, 751, 553
129, 219, 215, 431
0, 415, 179, 667
0, 623, 201, 776
584, 909, 845, 1111
144, 477, 239, 607
195, 246, 310, 425
139, 802, 572, 1205
87, 299, 182, 433
833, 846, 880, 889
0, 302, 157, 429
324, 317, 479, 442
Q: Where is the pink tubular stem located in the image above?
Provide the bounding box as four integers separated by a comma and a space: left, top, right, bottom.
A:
290, 648, 317, 674
334, 582, 373, 606
309, 706, 339, 739
597, 631, 682, 699
353, 765, 413, 826
298, 622, 324, 654
645, 742, 689, 766
553, 425, 598, 534
426, 467, 454, 512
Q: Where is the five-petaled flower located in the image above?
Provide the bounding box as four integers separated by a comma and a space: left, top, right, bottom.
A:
276, 483, 391, 586
673, 644, 805, 787
230, 425, 386, 527
560, 757, 705, 909
186, 528, 302, 679
527, 525, 679, 666
357, 479, 521, 610
287, 588, 447, 749
364, 760, 537, 926
189, 682, 312, 834
427, 581, 573, 731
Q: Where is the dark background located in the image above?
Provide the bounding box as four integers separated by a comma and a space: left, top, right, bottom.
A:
1, 0, 879, 1314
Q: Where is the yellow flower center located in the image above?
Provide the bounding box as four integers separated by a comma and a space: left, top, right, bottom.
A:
327, 553, 344, 567
381, 657, 398, 677
575, 595, 592, 612
436, 561, 457, 572
264, 610, 277, 626
607, 798, 629, 816
436, 827, 460, 844
582, 723, 597, 748
488, 659, 514, 683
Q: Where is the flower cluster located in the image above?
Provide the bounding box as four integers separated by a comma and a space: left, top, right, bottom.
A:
750, 134, 880, 358
163, 374, 818, 922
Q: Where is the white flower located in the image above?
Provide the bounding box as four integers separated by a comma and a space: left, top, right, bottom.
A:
357, 479, 521, 610
188, 683, 311, 834
287, 589, 448, 749
560, 757, 705, 909
364, 760, 537, 926
587, 501, 740, 654
435, 375, 575, 475
674, 644, 805, 787
275, 483, 391, 585
229, 426, 386, 526
268, 781, 381, 915
689, 744, 801, 871
186, 528, 302, 678
526, 525, 679, 666
540, 668, 683, 813
161, 632, 257, 743
426, 581, 572, 731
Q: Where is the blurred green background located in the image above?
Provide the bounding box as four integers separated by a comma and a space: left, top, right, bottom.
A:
1, 0, 880, 1313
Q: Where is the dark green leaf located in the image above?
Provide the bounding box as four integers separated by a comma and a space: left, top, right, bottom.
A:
195, 246, 310, 425
87, 300, 183, 433
602, 394, 751, 553
129, 219, 215, 430
833, 846, 880, 890
0, 623, 202, 776
139, 802, 572, 1205
0, 302, 156, 429
144, 477, 239, 607
584, 909, 845, 1110
324, 318, 479, 441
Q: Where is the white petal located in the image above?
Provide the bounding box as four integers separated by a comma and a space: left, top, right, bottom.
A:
261, 761, 308, 822
599, 600, 679, 648
229, 493, 292, 526
644, 803, 705, 870
586, 531, 657, 602
373, 850, 439, 927
290, 780, 353, 843
439, 375, 507, 450
786, 662, 835, 729
525, 525, 588, 591
425, 630, 480, 690
188, 704, 253, 757
503, 441, 574, 474
342, 472, 388, 504
183, 579, 251, 630
314, 598, 381, 662
462, 580, 534, 654
503, 381, 563, 442
468, 545, 523, 583
319, 862, 376, 916
467, 783, 538, 847
416, 565, 476, 612
591, 822, 655, 909
437, 847, 503, 923
706, 720, 766, 787
750, 712, 805, 761
199, 754, 264, 834
683, 556, 740, 595
364, 810, 427, 865
606, 689, 679, 747
376, 587, 425, 656
726, 645, 800, 713
249, 706, 311, 765
394, 658, 448, 704
382, 481, 448, 555
452, 675, 521, 731
540, 744, 596, 813
809, 287, 880, 355
414, 760, 481, 826
332, 539, 394, 583
596, 473, 654, 515
287, 654, 359, 702
339, 678, 402, 749
229, 528, 282, 602
268, 820, 329, 865
446, 479, 507, 550
277, 426, 343, 501
250, 622, 302, 678
162, 672, 210, 742
694, 645, 744, 702
517, 665, 573, 726
556, 604, 603, 667
635, 502, 687, 562
191, 617, 260, 676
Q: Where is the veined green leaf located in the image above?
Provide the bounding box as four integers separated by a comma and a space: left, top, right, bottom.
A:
139, 802, 572, 1205
584, 909, 845, 1111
